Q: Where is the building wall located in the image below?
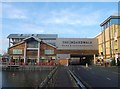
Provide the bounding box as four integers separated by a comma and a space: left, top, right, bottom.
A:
40, 42, 56, 60
96, 32, 103, 55
57, 50, 98, 55
8, 43, 25, 56
96, 24, 120, 59
26, 50, 38, 58
40, 43, 56, 56
8, 40, 56, 64
117, 25, 120, 53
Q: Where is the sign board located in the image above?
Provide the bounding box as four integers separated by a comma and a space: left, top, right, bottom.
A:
56, 38, 98, 50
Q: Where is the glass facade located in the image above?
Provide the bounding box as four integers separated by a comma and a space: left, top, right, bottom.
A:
102, 18, 120, 29
27, 40, 38, 48
110, 18, 120, 25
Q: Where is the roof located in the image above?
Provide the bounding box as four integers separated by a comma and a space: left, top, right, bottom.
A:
42, 41, 56, 48
100, 14, 120, 26
8, 36, 56, 49
23, 36, 41, 42
7, 34, 58, 39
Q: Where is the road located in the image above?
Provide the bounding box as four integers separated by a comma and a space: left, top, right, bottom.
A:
69, 65, 120, 89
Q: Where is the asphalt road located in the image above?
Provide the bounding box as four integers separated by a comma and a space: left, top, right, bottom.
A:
69, 65, 120, 89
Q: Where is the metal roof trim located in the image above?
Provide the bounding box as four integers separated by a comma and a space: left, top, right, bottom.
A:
100, 15, 120, 27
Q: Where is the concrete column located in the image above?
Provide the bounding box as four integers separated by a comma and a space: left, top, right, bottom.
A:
103, 26, 106, 59
94, 54, 96, 65
24, 42, 27, 64
37, 42, 40, 64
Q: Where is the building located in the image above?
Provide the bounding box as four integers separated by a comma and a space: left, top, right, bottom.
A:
56, 38, 98, 65
8, 36, 56, 65
7, 14, 120, 66
7, 35, 98, 65
96, 14, 120, 65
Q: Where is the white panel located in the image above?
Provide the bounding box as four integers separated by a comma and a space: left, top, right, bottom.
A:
56, 38, 98, 50
57, 54, 70, 60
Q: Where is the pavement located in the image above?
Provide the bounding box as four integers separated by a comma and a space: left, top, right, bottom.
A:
69, 65, 120, 89
53, 66, 77, 87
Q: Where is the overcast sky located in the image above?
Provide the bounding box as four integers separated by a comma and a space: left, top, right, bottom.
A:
1, 1, 119, 54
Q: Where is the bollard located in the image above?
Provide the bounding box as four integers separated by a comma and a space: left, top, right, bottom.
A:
86, 63, 88, 68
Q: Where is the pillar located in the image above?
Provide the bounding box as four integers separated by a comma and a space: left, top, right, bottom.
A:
94, 54, 96, 65
24, 42, 27, 64
37, 42, 40, 64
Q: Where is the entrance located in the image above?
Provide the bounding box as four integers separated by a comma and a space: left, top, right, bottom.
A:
11, 56, 24, 65
27, 56, 37, 65
70, 55, 93, 65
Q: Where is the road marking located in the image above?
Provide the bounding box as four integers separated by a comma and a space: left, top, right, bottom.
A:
106, 77, 111, 80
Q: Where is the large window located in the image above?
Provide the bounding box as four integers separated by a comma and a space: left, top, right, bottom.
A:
27, 41, 38, 48
45, 50, 54, 54
13, 49, 22, 54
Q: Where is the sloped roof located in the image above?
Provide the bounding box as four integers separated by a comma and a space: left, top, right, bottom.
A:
7, 34, 58, 39
8, 36, 56, 49
23, 36, 41, 42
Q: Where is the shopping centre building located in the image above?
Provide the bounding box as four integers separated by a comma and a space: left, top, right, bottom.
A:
7, 14, 120, 65
7, 35, 97, 65
96, 14, 120, 65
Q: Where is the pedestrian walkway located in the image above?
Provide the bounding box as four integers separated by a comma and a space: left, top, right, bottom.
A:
53, 66, 77, 87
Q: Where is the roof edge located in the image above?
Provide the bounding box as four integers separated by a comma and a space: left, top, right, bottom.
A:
100, 15, 120, 27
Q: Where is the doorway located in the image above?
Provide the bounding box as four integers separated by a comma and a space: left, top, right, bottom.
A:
70, 54, 93, 65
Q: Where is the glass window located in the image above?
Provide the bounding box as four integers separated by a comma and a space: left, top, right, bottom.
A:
27, 40, 38, 48
45, 50, 54, 54
110, 18, 120, 25
13, 49, 22, 54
